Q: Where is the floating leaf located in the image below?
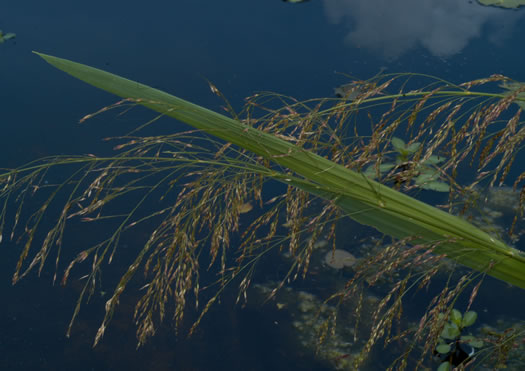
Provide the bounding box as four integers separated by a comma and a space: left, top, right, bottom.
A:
415, 170, 438, 181
364, 163, 395, 178
414, 172, 449, 192
437, 361, 451, 371
424, 155, 445, 165
451, 309, 463, 326
461, 335, 484, 348
477, 0, 525, 9
441, 322, 460, 340
334, 82, 366, 99
421, 181, 450, 192
0, 30, 16, 43
238, 202, 253, 214
500, 81, 525, 109
405, 142, 421, 153
470, 339, 484, 348
436, 343, 452, 354
462, 311, 478, 327
391, 137, 419, 158
391, 137, 406, 152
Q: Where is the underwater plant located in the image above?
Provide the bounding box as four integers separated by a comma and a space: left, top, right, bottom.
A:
2, 52, 525, 368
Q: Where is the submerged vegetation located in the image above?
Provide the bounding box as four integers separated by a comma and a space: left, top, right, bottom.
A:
2, 53, 525, 369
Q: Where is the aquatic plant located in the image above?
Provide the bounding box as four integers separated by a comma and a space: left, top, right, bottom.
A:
478, 0, 525, 9
0, 29, 16, 43
1, 52, 525, 368
435, 309, 482, 370
324, 249, 357, 269
363, 136, 450, 192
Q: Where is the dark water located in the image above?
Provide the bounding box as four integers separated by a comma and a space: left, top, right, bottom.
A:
2, 1, 525, 370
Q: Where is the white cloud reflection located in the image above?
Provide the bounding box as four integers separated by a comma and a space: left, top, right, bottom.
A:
323, 0, 524, 59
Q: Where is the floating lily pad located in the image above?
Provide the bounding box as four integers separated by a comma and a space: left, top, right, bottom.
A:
323, 249, 357, 269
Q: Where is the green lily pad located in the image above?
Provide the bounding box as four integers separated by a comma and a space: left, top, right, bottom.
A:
437, 361, 451, 371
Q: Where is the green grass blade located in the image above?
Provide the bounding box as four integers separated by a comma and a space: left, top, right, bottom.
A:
34, 52, 525, 289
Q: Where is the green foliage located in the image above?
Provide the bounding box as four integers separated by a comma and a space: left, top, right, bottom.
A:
477, 0, 525, 9
0, 30, 16, 43
2, 52, 525, 369
439, 309, 481, 342
462, 311, 478, 327
391, 137, 421, 158
436, 343, 452, 354
461, 335, 483, 348
450, 309, 463, 327
437, 308, 484, 369
501, 81, 525, 109
437, 361, 451, 371
31, 52, 525, 289
364, 136, 449, 192
441, 321, 461, 340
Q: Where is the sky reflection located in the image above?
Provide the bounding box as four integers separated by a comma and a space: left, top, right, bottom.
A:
323, 0, 525, 59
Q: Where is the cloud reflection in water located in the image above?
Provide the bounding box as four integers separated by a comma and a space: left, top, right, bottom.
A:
323, 0, 524, 59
